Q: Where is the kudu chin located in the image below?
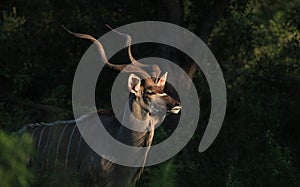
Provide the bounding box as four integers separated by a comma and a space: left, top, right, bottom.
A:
21, 25, 181, 187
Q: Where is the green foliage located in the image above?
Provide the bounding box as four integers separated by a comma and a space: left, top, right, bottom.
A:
0, 102, 37, 132
221, 130, 300, 187
0, 7, 26, 39
148, 160, 179, 187
0, 132, 34, 187
138, 159, 179, 187
187, 0, 300, 186
42, 85, 70, 108
0, 0, 299, 186
33, 170, 80, 187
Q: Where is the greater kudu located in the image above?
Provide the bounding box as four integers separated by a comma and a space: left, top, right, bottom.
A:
21, 25, 182, 187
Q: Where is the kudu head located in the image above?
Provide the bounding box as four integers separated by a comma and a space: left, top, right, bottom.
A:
128, 73, 181, 119
62, 25, 181, 127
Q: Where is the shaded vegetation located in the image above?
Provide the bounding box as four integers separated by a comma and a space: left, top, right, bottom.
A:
0, 132, 34, 187
0, 0, 299, 186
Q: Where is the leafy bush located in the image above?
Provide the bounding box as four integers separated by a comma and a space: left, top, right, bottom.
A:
0, 131, 34, 187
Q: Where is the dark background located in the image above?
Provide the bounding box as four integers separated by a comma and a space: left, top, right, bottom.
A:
0, 0, 299, 186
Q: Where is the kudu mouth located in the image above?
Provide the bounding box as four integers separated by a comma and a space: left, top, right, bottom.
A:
168, 106, 182, 114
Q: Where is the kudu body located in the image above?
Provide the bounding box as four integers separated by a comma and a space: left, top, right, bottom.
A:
22, 26, 181, 186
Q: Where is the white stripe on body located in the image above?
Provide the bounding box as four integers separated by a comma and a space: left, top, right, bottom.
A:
65, 124, 77, 171
55, 122, 71, 165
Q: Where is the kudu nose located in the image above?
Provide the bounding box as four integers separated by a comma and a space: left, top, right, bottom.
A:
167, 101, 182, 114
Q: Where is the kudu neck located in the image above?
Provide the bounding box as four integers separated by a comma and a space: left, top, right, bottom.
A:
117, 95, 160, 147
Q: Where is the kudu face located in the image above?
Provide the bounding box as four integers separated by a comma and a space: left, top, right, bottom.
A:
128, 73, 181, 116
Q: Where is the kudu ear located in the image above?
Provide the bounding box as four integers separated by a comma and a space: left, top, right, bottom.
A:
128, 74, 141, 94
157, 72, 168, 88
